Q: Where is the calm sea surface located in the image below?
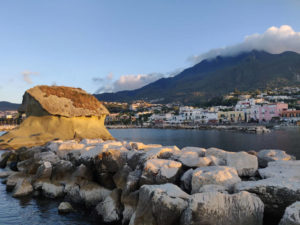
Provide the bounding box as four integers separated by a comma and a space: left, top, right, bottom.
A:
0, 127, 299, 224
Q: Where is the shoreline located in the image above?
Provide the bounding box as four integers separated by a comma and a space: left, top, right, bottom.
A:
106, 124, 272, 133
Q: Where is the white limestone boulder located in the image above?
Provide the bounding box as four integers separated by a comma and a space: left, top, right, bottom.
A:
178, 151, 211, 168
257, 149, 295, 168
191, 166, 241, 194
180, 168, 194, 192
180, 191, 264, 225
226, 151, 258, 176
129, 183, 189, 225
279, 201, 300, 225
140, 159, 182, 185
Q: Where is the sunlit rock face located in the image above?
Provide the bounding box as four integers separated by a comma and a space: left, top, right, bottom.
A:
0, 85, 114, 149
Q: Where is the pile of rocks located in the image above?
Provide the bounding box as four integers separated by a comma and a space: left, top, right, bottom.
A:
0, 140, 299, 225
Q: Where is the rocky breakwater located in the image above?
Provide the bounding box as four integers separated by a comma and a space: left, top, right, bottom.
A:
0, 139, 298, 225
0, 85, 114, 150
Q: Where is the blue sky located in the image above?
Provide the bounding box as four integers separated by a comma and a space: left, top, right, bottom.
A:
1, 0, 300, 103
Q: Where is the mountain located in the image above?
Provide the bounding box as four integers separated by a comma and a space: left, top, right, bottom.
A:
95, 51, 300, 104
0, 101, 21, 111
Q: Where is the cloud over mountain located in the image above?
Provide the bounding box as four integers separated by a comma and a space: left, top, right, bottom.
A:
190, 25, 300, 64
22, 70, 39, 84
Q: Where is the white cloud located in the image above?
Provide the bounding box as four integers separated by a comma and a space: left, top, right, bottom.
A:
190, 25, 300, 64
94, 69, 182, 94
22, 70, 39, 84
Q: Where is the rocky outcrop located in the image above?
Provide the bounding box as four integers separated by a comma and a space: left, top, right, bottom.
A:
279, 201, 300, 225
0, 139, 298, 225
181, 191, 264, 225
0, 85, 113, 149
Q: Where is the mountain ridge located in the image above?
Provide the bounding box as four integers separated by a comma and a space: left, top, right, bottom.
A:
95, 50, 300, 104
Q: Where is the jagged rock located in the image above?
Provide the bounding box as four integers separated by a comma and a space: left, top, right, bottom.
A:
226, 151, 258, 176
113, 165, 133, 189
12, 179, 33, 197
181, 147, 206, 157
35, 161, 52, 179
235, 160, 300, 219
205, 148, 227, 165
35, 181, 65, 198
180, 191, 264, 225
198, 184, 228, 193
0, 85, 113, 150
6, 172, 31, 191
140, 159, 182, 185
79, 182, 112, 208
123, 169, 142, 194
95, 189, 123, 223
279, 201, 300, 225
58, 202, 74, 214
17, 146, 44, 161
257, 149, 295, 168
0, 151, 12, 168
0, 170, 14, 178
121, 190, 139, 224
180, 169, 194, 193
128, 142, 162, 150
51, 160, 75, 180
191, 166, 241, 194
178, 152, 211, 168
97, 147, 128, 173
129, 184, 189, 225
17, 158, 39, 174
34, 152, 60, 165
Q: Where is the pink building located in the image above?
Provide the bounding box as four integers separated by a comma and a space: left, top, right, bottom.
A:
257, 103, 288, 122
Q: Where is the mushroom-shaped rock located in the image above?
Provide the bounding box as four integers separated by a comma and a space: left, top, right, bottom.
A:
191, 166, 241, 194
0, 85, 114, 149
257, 149, 295, 168
279, 201, 300, 225
180, 191, 264, 225
140, 159, 182, 185
129, 183, 189, 225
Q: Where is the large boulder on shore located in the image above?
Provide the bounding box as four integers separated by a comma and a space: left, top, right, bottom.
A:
191, 166, 241, 194
140, 159, 182, 185
235, 160, 300, 220
0, 85, 114, 150
257, 149, 295, 168
279, 201, 300, 225
180, 191, 264, 225
129, 183, 189, 225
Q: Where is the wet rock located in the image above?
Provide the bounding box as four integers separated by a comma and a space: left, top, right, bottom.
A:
58, 202, 74, 214
95, 189, 123, 223
6, 172, 31, 191
0, 170, 14, 178
279, 201, 300, 225
191, 166, 241, 194
181, 191, 264, 225
12, 179, 33, 197
129, 183, 189, 225
257, 149, 295, 168
140, 159, 182, 185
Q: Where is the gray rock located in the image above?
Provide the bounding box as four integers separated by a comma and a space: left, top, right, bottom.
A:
180, 191, 264, 225
129, 183, 189, 225
191, 166, 241, 194
279, 201, 300, 225
12, 179, 33, 197
35, 161, 52, 179
95, 189, 122, 223
226, 151, 258, 176
140, 159, 182, 185
257, 149, 295, 168
58, 202, 74, 214
180, 169, 194, 193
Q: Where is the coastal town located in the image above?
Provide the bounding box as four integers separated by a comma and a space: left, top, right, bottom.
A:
104, 86, 300, 127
